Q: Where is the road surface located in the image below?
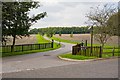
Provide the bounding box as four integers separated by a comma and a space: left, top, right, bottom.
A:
3, 58, 118, 78
1, 37, 119, 78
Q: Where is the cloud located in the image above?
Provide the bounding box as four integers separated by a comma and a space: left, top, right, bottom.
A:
30, 2, 118, 28
36, 0, 119, 2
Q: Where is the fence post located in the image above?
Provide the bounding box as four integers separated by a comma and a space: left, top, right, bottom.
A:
31, 44, 32, 50
72, 46, 74, 55
99, 46, 102, 58
72, 46, 76, 55
51, 39, 54, 48
11, 45, 14, 52
84, 47, 87, 56
85, 40, 87, 47
39, 44, 40, 49
22, 45, 23, 52
45, 43, 46, 48
112, 47, 115, 56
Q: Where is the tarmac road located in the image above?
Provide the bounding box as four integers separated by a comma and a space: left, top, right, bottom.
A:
2, 42, 75, 73
1, 37, 119, 78
3, 58, 118, 78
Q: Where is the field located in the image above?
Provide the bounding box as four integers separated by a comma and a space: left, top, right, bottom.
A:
52, 34, 119, 54
6, 34, 37, 45
54, 34, 118, 46
36, 34, 50, 43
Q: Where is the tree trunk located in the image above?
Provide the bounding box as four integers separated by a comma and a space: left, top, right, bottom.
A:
11, 35, 16, 52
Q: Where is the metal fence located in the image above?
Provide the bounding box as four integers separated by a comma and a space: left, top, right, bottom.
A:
1, 43, 53, 53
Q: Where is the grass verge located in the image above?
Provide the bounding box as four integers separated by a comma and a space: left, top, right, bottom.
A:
59, 53, 120, 60
59, 53, 97, 60
2, 47, 60, 57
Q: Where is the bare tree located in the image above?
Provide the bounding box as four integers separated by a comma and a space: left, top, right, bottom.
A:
86, 4, 117, 48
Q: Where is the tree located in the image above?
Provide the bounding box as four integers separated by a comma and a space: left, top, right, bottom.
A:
2, 1, 47, 51
29, 28, 39, 34
107, 11, 120, 36
29, 27, 90, 34
59, 32, 62, 36
70, 32, 73, 38
86, 4, 117, 49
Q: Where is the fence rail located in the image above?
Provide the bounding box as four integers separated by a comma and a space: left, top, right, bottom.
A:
1, 43, 53, 53
72, 43, 120, 58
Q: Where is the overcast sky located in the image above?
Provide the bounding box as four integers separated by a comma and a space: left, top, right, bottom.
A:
29, 0, 119, 28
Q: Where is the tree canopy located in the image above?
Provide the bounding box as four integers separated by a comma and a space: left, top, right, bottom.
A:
86, 4, 117, 48
2, 1, 47, 50
107, 11, 120, 36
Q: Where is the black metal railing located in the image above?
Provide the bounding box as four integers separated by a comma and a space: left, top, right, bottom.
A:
1, 42, 53, 53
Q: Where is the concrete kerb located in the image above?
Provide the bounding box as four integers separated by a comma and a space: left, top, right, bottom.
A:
58, 56, 118, 62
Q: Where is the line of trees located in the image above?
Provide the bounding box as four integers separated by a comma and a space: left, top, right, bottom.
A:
29, 27, 91, 37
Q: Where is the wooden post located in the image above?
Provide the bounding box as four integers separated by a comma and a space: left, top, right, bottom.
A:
31, 44, 32, 50
11, 45, 13, 52
84, 47, 87, 56
99, 46, 102, 58
39, 44, 40, 49
45, 43, 46, 48
85, 40, 87, 47
22, 45, 23, 52
90, 26, 93, 56
51, 39, 54, 48
112, 47, 115, 56
72, 46, 75, 55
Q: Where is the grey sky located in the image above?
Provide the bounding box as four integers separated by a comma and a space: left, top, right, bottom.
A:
29, 1, 118, 28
